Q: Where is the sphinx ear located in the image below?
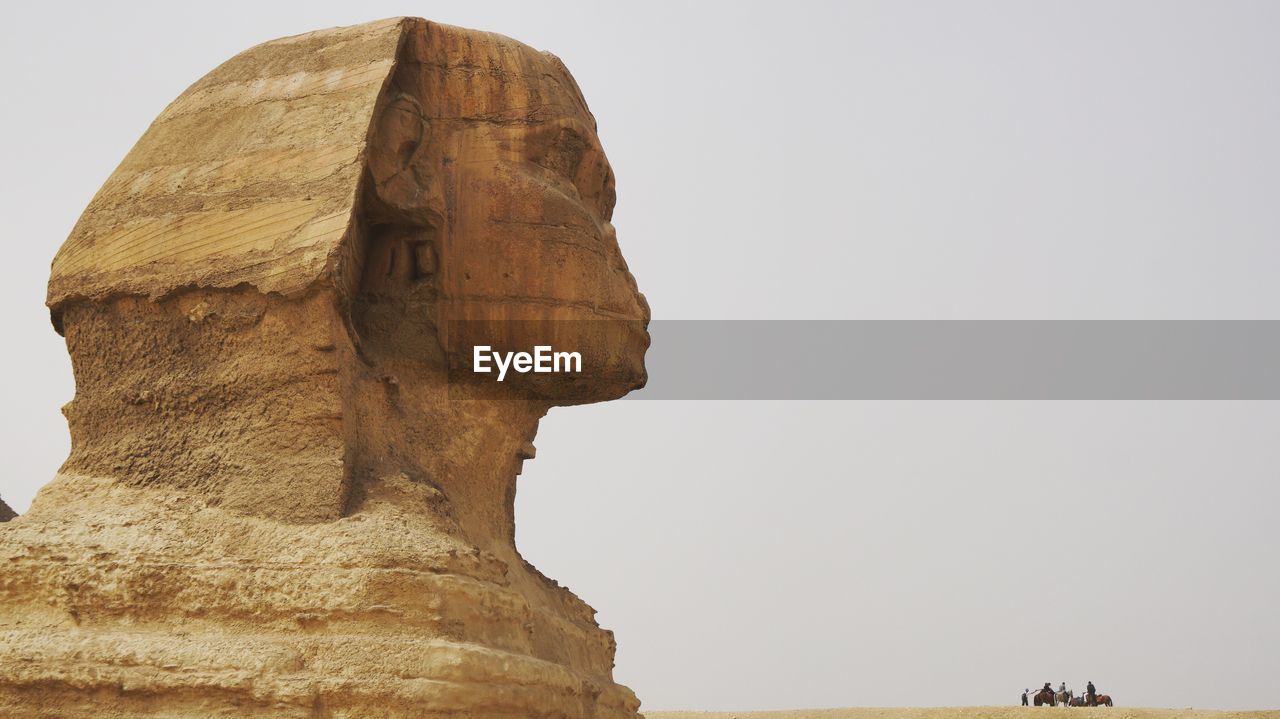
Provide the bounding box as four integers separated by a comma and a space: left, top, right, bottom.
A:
358, 87, 445, 300
333, 84, 449, 367
365, 91, 444, 228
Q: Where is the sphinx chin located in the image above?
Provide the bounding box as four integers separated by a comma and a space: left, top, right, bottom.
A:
0, 17, 645, 719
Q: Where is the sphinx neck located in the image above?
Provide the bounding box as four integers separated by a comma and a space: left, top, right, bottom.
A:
341, 349, 552, 554
57, 287, 554, 550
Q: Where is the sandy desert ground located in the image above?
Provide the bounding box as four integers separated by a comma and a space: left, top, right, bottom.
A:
648, 709, 1280, 719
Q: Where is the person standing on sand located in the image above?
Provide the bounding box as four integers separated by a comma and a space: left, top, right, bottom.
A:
1022, 689, 1029, 706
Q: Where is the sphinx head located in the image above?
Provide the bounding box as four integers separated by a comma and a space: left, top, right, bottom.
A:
45, 19, 647, 523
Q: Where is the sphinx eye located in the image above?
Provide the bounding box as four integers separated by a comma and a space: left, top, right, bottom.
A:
538, 128, 588, 183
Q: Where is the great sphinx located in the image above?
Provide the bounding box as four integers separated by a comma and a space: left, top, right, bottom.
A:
0, 18, 649, 718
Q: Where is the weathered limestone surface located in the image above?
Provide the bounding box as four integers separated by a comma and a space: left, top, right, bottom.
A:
0, 18, 649, 718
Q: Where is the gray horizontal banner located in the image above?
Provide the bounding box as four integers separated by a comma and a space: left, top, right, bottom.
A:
630, 320, 1280, 399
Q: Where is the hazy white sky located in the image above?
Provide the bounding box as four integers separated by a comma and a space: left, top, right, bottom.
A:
2, 0, 1278, 711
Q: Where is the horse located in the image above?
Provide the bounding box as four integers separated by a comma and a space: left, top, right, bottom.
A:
1094, 694, 1114, 707
1033, 687, 1057, 706
1056, 690, 1073, 706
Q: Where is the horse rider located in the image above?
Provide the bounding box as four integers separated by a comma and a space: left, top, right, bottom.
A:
1059, 682, 1067, 695
1086, 680, 1096, 705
